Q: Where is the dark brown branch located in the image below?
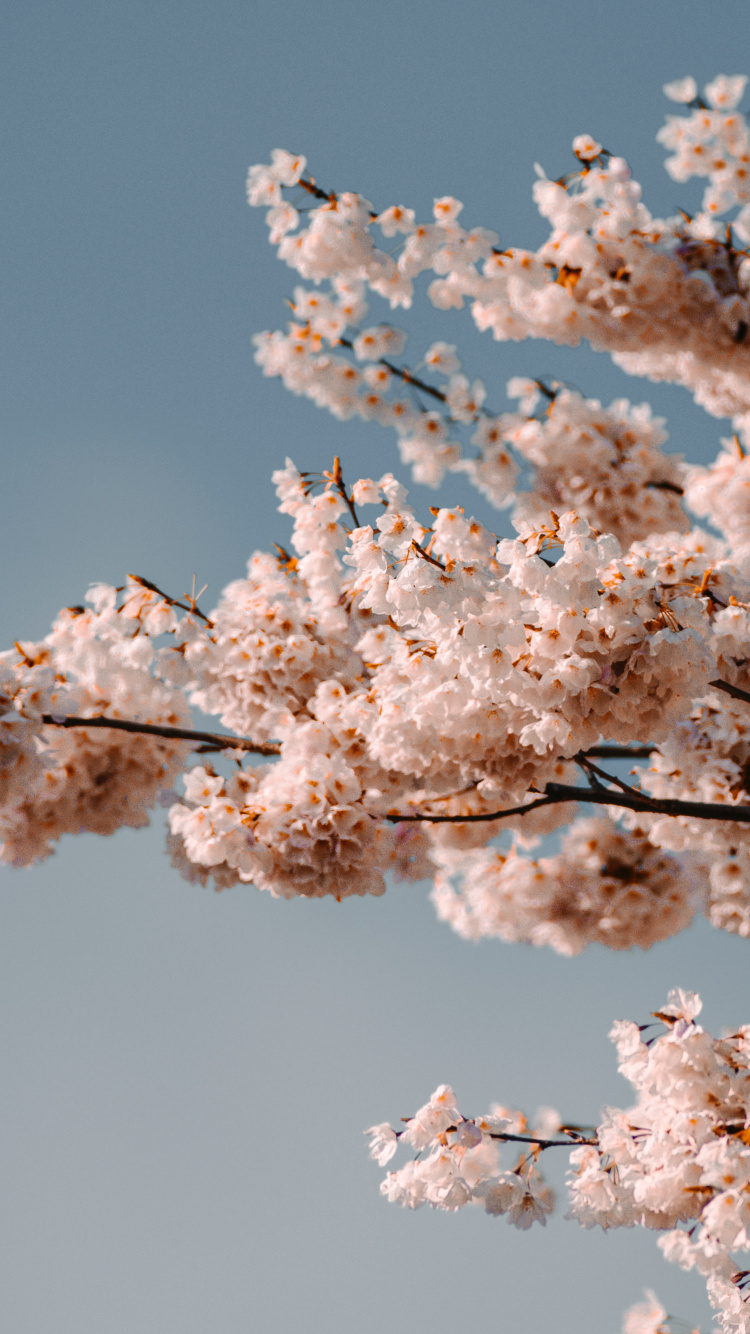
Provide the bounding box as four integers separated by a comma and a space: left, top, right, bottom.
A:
330, 456, 360, 527
410, 539, 447, 571
581, 745, 655, 759
486, 1130, 597, 1148
337, 337, 449, 407
296, 177, 333, 202
389, 782, 750, 826
41, 715, 281, 756
388, 795, 553, 824
128, 575, 214, 628
546, 782, 750, 824
298, 177, 381, 222
711, 679, 750, 707
395, 1123, 596, 1149
645, 479, 685, 496
575, 753, 652, 801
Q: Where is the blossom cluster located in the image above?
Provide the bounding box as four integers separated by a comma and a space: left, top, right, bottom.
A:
0, 584, 193, 865
249, 76, 750, 451
5, 75, 750, 966
5, 450, 750, 949
368, 990, 750, 1334
430, 816, 702, 956
366, 1083, 557, 1222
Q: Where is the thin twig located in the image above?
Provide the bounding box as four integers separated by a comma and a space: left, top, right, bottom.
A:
711, 679, 750, 707
575, 753, 656, 802
645, 479, 684, 496
330, 456, 360, 527
128, 575, 214, 628
581, 745, 655, 759
410, 539, 447, 571
388, 795, 553, 824
487, 1130, 597, 1148
546, 782, 750, 824
395, 1124, 597, 1149
337, 337, 449, 407
389, 782, 750, 826
41, 715, 281, 756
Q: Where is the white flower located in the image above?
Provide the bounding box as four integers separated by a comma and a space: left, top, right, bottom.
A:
433, 196, 463, 222
365, 1123, 398, 1165
572, 134, 603, 161
663, 77, 698, 103
704, 76, 747, 111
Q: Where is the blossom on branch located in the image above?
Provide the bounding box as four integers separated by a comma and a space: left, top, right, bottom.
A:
368, 990, 750, 1334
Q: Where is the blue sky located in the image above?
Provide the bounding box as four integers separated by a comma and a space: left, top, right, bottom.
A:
2, 3, 750, 1330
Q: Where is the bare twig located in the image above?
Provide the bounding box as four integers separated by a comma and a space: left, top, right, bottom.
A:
41, 715, 281, 756
388, 795, 554, 824
581, 745, 655, 759
486, 1129, 597, 1148
710, 679, 750, 707
389, 782, 750, 826
128, 575, 214, 628
337, 336, 450, 408
645, 479, 685, 496
395, 1123, 597, 1149
575, 753, 656, 802
330, 456, 360, 527
410, 539, 447, 571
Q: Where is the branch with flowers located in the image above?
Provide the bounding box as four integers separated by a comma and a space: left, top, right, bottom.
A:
6, 64, 750, 1334
365, 989, 750, 1334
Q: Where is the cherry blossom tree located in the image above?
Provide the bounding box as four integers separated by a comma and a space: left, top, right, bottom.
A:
4, 71, 750, 1334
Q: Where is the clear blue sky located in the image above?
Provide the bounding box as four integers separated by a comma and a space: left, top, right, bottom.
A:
2, 3, 750, 1331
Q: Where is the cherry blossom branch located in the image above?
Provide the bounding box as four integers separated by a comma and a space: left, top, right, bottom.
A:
581, 745, 655, 759
390, 783, 750, 825
298, 176, 377, 218
329, 456, 360, 527
127, 575, 214, 628
646, 479, 685, 495
575, 752, 644, 798
395, 1124, 597, 1149
40, 715, 281, 756
710, 678, 750, 706
388, 795, 554, 824
337, 336, 450, 408
484, 1129, 596, 1148
295, 172, 510, 254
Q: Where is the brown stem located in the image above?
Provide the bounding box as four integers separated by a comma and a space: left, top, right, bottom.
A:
487, 1130, 597, 1148
331, 455, 360, 527
128, 575, 214, 628
296, 174, 509, 255
711, 679, 750, 706
396, 1124, 596, 1149
337, 337, 449, 407
645, 479, 684, 496
389, 782, 750, 825
575, 753, 652, 801
388, 795, 553, 824
298, 176, 338, 204
581, 745, 655, 759
41, 715, 281, 756
410, 539, 447, 571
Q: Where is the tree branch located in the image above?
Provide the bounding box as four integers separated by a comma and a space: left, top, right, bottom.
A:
337, 336, 450, 407
486, 1129, 597, 1148
388, 795, 554, 824
395, 1123, 597, 1149
581, 745, 656, 759
389, 782, 750, 825
710, 678, 750, 707
41, 715, 281, 756
127, 574, 214, 627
